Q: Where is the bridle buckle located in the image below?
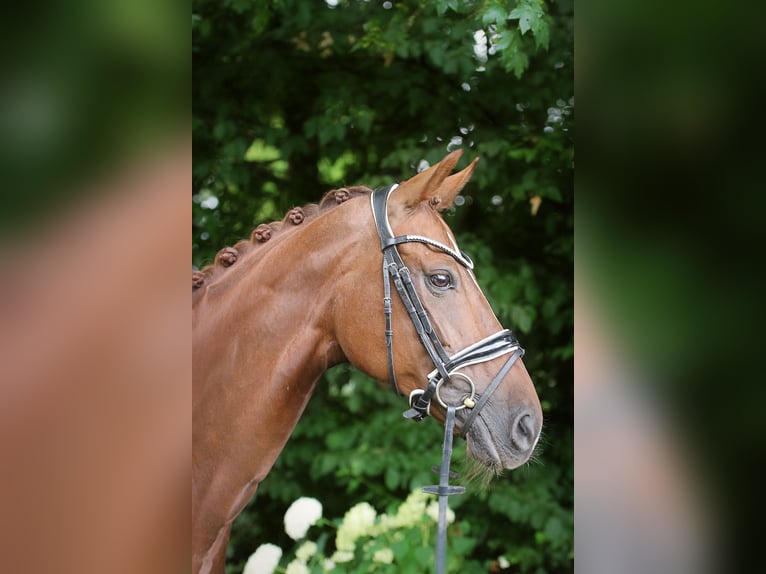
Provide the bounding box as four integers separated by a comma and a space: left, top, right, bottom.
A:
403, 389, 430, 421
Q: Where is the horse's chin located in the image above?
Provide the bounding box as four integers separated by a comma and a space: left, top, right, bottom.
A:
464, 416, 529, 472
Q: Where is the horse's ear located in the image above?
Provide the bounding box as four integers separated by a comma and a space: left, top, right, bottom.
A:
392, 150, 478, 213
432, 156, 479, 211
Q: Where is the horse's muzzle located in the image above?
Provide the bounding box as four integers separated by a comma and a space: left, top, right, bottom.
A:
464, 403, 542, 470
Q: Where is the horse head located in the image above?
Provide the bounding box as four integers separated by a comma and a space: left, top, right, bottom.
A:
334, 150, 542, 473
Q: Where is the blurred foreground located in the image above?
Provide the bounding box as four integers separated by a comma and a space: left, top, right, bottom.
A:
0, 1, 188, 573
0, 142, 190, 574
577, 0, 766, 572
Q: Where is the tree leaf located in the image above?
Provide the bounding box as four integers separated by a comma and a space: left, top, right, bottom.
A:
482, 5, 507, 26
530, 14, 551, 50
509, 5, 536, 35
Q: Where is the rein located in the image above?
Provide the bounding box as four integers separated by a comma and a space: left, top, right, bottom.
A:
371, 184, 526, 573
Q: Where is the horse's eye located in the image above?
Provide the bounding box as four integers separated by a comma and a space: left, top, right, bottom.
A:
429, 272, 453, 289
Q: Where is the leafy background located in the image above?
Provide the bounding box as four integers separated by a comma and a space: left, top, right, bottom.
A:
192, 0, 572, 572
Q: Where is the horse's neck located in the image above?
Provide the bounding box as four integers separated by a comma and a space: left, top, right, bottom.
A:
193, 211, 360, 495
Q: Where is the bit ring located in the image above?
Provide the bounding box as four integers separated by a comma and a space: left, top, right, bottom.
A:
435, 372, 477, 410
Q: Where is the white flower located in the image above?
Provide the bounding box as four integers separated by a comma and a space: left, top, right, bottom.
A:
336, 502, 377, 551
498, 555, 510, 569
425, 500, 455, 524
285, 559, 310, 574
295, 540, 317, 562
242, 543, 282, 574
322, 558, 336, 571
394, 489, 429, 528
331, 550, 355, 563
373, 548, 394, 564
371, 490, 433, 535
284, 497, 323, 540
374, 512, 397, 534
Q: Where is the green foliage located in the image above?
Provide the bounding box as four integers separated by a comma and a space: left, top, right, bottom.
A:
194, 0, 572, 572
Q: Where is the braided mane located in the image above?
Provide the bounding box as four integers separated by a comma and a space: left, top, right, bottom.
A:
193, 186, 372, 298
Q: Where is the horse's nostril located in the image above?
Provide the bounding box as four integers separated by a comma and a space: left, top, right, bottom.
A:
519, 415, 532, 437
510, 411, 539, 454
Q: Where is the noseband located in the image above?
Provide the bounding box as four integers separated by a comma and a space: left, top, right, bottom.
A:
371, 184, 525, 435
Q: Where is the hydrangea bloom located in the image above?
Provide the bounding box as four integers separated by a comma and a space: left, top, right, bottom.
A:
242, 543, 282, 574
335, 502, 377, 551
425, 500, 455, 524
373, 548, 395, 564
331, 550, 355, 563
285, 559, 310, 574
374, 489, 430, 532
284, 497, 323, 540
397, 489, 430, 527
295, 540, 317, 562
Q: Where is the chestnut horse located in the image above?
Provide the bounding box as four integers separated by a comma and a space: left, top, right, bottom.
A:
192, 150, 542, 573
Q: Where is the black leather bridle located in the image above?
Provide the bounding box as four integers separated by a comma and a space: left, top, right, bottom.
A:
371, 183, 525, 434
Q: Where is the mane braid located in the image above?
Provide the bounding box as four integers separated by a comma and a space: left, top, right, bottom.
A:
193, 186, 371, 295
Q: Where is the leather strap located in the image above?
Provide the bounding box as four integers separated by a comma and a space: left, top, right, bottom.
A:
460, 347, 524, 435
